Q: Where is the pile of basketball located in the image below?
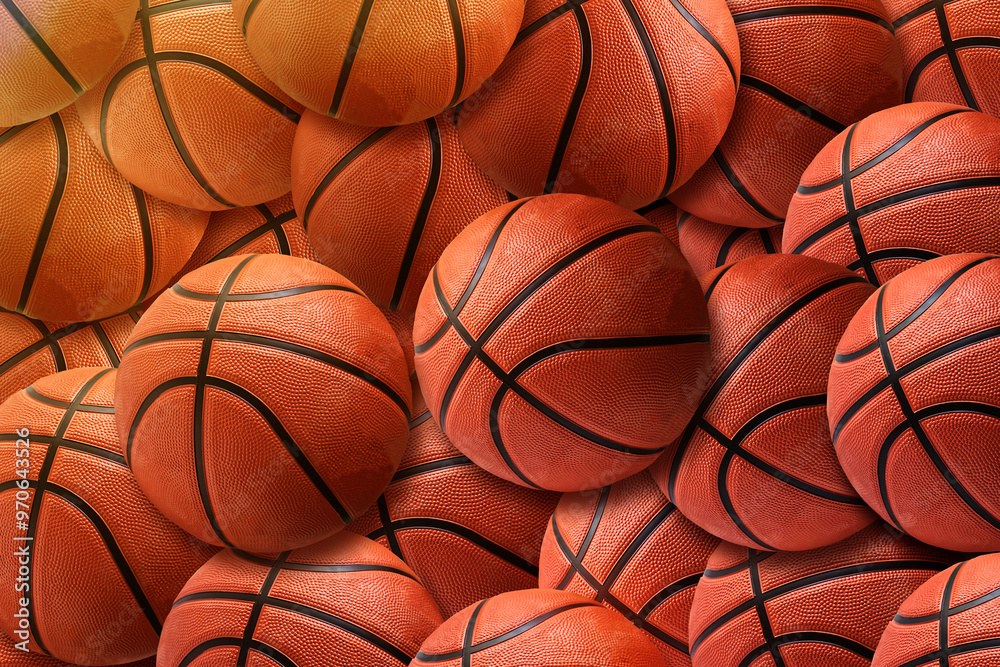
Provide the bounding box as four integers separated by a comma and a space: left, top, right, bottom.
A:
1, 0, 999, 665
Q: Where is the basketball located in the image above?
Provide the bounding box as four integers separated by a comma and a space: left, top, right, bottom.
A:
115, 254, 411, 552
829, 253, 1000, 553
677, 210, 781, 276
456, 0, 740, 210
873, 552, 1000, 667
348, 378, 559, 618
157, 531, 443, 667
689, 524, 955, 667
0, 632, 155, 667
411, 588, 668, 667
635, 198, 681, 249
75, 0, 303, 211
783, 102, 1000, 285
539, 470, 720, 665
0, 308, 139, 404
231, 0, 524, 127
292, 109, 508, 314
0, 368, 216, 665
886, 0, 1000, 117
0, 105, 209, 322
413, 194, 710, 492
655, 254, 877, 551
0, 0, 135, 127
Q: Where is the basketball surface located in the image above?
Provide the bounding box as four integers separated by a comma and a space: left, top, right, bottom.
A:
539, 469, 720, 665
677, 210, 781, 276
457, 0, 740, 209
413, 194, 710, 492
0, 368, 215, 665
783, 102, 1000, 285
75, 0, 303, 211
115, 254, 411, 552
292, 109, 508, 314
829, 253, 1000, 553
872, 552, 1000, 667
657, 254, 877, 551
0, 105, 209, 322
157, 532, 443, 667
635, 198, 681, 249
411, 588, 669, 667
0, 632, 155, 667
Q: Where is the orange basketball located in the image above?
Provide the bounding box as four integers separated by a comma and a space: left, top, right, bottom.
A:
783, 102, 1000, 285
158, 532, 443, 667
0, 0, 135, 126
829, 254, 1000, 553
873, 553, 1000, 667
291, 109, 508, 314
75, 0, 303, 211
636, 198, 681, 249
654, 254, 877, 551
349, 378, 559, 618
670, 0, 903, 228
539, 470, 720, 665
413, 194, 710, 492
886, 0, 1000, 117
0, 368, 216, 665
677, 210, 781, 276
0, 308, 139, 404
412, 588, 668, 667
689, 525, 955, 667
115, 254, 411, 553
0, 633, 155, 667
456, 0, 740, 209
0, 106, 208, 322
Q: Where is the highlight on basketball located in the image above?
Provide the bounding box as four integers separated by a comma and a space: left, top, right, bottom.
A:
0, 0, 998, 665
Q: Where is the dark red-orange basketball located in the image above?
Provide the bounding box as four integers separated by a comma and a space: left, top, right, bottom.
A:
413, 194, 710, 492
115, 254, 411, 552
157, 532, 443, 667
654, 254, 877, 551
0, 632, 155, 667
886, 0, 1000, 117
829, 254, 1000, 553
411, 588, 668, 667
539, 470, 720, 665
292, 109, 508, 314
636, 198, 681, 250
0, 368, 216, 665
689, 525, 955, 667
872, 552, 1000, 667
783, 102, 1000, 285
457, 0, 740, 209
0, 106, 208, 322
677, 210, 781, 276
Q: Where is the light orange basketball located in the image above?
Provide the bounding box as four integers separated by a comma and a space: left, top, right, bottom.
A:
0, 0, 136, 126
678, 210, 781, 276
75, 0, 304, 211
0, 106, 208, 322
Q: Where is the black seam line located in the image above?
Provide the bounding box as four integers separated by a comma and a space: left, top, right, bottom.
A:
689, 559, 949, 655
702, 263, 734, 302
390, 454, 471, 482
273, 224, 291, 255
127, 306, 143, 323
791, 176, 1000, 256
715, 448, 779, 550
390, 118, 442, 311
836, 256, 991, 363
847, 248, 940, 270
667, 275, 869, 500
249, 642, 298, 667
543, 2, 591, 195
301, 126, 395, 228
146, 0, 229, 17
554, 484, 611, 590
121, 329, 410, 420
892, 0, 945, 28
91, 322, 121, 367
4, 318, 64, 374
17, 113, 68, 314
513, 0, 599, 46
833, 324, 1000, 443
211, 207, 298, 262
22, 387, 114, 414
732, 5, 894, 32
171, 283, 361, 302
738, 633, 874, 667
668, 0, 737, 86
240, 0, 263, 33
410, 410, 432, 427
100, 60, 145, 161
177, 637, 242, 667
759, 228, 777, 254
677, 211, 692, 227
905, 37, 1000, 104
228, 550, 417, 579
445, 0, 466, 107
896, 639, 1000, 667
741, 76, 847, 134
938, 560, 963, 667
462, 601, 486, 667
749, 554, 786, 667
795, 109, 971, 195
235, 551, 289, 667
413, 199, 531, 354
375, 495, 403, 558
702, 551, 775, 578
636, 572, 703, 620
717, 228, 753, 267
620, 0, 677, 196
934, 0, 979, 111
436, 223, 661, 434
713, 150, 785, 223
132, 185, 155, 305
329, 0, 375, 117
0, 123, 31, 147
895, 573, 1000, 625
839, 124, 878, 284
635, 197, 672, 216
873, 290, 1000, 532
125, 377, 193, 464
415, 601, 600, 662
0, 0, 83, 93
